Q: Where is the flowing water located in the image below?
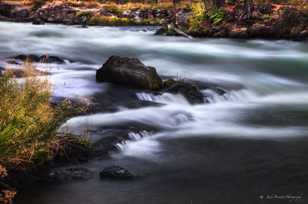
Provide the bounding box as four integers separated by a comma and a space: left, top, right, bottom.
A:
1, 22, 308, 204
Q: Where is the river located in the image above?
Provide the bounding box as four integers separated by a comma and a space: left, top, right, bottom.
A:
1, 22, 308, 204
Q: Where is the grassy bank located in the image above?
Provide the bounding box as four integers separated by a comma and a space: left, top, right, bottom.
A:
0, 63, 89, 203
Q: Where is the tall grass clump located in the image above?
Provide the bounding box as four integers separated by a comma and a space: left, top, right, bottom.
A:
0, 62, 89, 176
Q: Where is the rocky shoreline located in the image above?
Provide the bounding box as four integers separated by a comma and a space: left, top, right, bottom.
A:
1, 2, 308, 40
0, 2, 169, 26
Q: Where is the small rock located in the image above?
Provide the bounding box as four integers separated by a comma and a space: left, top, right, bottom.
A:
32, 17, 45, 25
229, 27, 248, 38
100, 166, 134, 180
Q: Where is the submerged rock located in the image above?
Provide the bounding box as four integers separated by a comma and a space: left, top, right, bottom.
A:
8, 54, 66, 64
39, 54, 66, 64
163, 79, 205, 104
48, 167, 93, 183
100, 166, 134, 180
96, 56, 163, 90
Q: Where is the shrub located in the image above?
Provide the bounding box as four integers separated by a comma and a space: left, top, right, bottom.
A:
188, 2, 206, 31
209, 8, 224, 25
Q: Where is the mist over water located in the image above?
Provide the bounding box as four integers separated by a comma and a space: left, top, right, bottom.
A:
2, 22, 308, 204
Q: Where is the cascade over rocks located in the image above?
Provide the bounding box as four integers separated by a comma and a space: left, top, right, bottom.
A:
96, 56, 206, 104
163, 79, 205, 104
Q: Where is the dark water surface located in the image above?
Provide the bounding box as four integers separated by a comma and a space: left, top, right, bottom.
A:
1, 22, 308, 204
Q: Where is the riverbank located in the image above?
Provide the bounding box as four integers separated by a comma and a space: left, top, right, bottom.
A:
0, 1, 308, 40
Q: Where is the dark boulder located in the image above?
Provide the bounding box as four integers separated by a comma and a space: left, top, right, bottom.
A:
100, 166, 134, 180
163, 79, 205, 104
96, 56, 163, 90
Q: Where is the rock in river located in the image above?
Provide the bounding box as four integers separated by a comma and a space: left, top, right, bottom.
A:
96, 56, 163, 90
163, 79, 205, 104
100, 166, 135, 180
9, 54, 66, 64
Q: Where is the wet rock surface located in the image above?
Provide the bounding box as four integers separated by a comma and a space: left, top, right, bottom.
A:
96, 56, 207, 104
96, 56, 163, 90
163, 79, 205, 104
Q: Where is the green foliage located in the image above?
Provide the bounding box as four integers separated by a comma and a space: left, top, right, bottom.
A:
188, 2, 224, 31
209, 8, 224, 25
188, 2, 206, 31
